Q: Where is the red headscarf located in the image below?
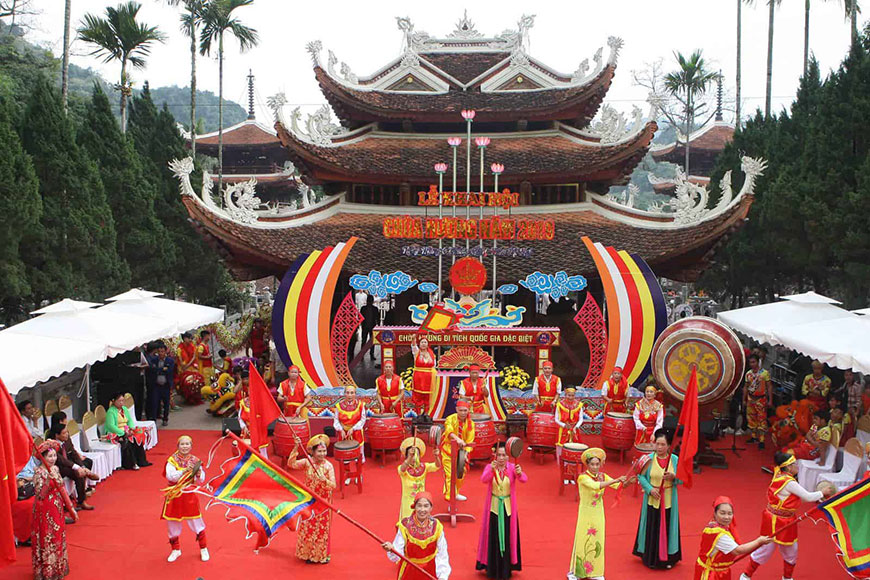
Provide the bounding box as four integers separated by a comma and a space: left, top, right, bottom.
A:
456, 400, 470, 411
411, 491, 434, 509
712, 495, 739, 542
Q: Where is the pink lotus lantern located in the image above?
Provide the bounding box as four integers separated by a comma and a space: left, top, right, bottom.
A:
491, 163, 504, 174
475, 137, 491, 148
461, 109, 476, 121
447, 137, 462, 147
434, 162, 448, 174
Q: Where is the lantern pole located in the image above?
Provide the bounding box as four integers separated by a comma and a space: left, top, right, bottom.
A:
491, 163, 504, 300
434, 163, 447, 302
461, 110, 475, 255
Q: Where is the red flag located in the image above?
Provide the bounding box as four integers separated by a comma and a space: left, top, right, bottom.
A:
675, 366, 700, 489
247, 363, 282, 452
0, 378, 36, 567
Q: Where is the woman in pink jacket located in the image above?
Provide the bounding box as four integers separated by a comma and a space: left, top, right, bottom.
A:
476, 441, 528, 578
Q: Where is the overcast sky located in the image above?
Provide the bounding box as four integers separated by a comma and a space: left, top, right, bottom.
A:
24, 0, 858, 124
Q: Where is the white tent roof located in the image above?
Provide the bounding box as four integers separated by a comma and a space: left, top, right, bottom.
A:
0, 334, 107, 394
0, 291, 225, 395
717, 300, 854, 345
773, 315, 870, 374
100, 291, 224, 333
4, 309, 176, 356
852, 307, 870, 316
779, 291, 842, 304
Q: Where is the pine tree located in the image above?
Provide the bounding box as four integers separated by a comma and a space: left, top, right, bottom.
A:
0, 92, 41, 322
19, 77, 129, 304
77, 84, 175, 291
127, 83, 239, 305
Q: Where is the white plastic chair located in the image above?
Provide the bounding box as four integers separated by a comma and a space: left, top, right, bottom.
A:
58, 395, 73, 423
124, 393, 158, 450
67, 420, 110, 482
819, 439, 866, 491
81, 411, 121, 473
799, 444, 840, 491
857, 429, 870, 447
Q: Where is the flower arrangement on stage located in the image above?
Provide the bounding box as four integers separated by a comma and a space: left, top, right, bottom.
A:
400, 367, 414, 391
499, 365, 530, 390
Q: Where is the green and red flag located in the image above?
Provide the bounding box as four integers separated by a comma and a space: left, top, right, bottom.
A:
818, 477, 870, 578
202, 435, 324, 549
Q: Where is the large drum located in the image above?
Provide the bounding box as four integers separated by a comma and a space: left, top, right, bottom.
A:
334, 439, 361, 462
651, 316, 745, 405
469, 413, 497, 460
272, 417, 310, 457
526, 412, 559, 448
601, 412, 635, 451
632, 442, 656, 464
365, 413, 404, 451
561, 442, 588, 464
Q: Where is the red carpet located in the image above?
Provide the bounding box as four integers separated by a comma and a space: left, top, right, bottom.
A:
6, 430, 848, 579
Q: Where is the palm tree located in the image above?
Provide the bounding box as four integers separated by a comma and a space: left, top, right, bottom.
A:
665, 50, 720, 174
78, 2, 165, 133
765, 0, 783, 118
61, 0, 71, 112
166, 0, 203, 155
736, 0, 756, 129
199, 0, 258, 190
804, 1, 842, 79
846, 0, 861, 47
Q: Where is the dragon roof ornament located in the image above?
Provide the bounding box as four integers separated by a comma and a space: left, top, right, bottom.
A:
645, 155, 767, 225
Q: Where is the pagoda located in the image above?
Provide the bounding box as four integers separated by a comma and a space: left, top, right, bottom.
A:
174, 14, 759, 286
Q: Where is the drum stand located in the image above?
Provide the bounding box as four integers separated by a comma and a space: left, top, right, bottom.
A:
433, 442, 474, 528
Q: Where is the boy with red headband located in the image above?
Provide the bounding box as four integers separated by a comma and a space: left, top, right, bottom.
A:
377, 360, 404, 415
277, 365, 312, 418
533, 361, 561, 412
459, 364, 489, 414
740, 452, 833, 580
601, 367, 629, 413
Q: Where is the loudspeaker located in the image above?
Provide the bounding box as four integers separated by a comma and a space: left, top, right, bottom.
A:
222, 417, 242, 436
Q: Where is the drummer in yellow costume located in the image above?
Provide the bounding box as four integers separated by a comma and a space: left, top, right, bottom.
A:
555, 388, 584, 461
195, 330, 215, 386
440, 400, 475, 502
397, 437, 440, 521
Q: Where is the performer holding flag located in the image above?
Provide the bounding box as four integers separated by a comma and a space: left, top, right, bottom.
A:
459, 365, 489, 414
693, 497, 772, 580
739, 452, 831, 580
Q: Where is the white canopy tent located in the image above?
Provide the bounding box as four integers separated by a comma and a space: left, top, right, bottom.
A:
718, 291, 870, 374
100, 289, 224, 334
773, 315, 870, 374
716, 294, 853, 345
0, 290, 225, 395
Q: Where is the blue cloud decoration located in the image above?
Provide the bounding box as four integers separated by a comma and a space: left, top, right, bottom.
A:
518, 271, 587, 300
497, 284, 518, 295
418, 282, 439, 294
349, 270, 419, 298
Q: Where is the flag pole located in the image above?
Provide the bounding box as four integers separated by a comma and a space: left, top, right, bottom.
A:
222, 431, 438, 580
731, 505, 821, 564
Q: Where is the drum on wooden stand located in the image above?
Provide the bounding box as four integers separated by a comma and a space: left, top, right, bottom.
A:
272, 417, 310, 457
365, 413, 405, 451
632, 442, 656, 463
601, 412, 635, 451
561, 442, 589, 464
469, 413, 497, 460
527, 412, 559, 447
651, 316, 746, 468
333, 439, 361, 462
